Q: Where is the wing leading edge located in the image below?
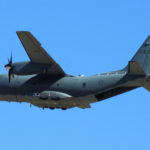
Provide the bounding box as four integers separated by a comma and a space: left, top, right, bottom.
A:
16, 31, 65, 76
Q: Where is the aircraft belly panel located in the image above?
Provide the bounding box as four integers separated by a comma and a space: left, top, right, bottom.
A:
0, 95, 17, 102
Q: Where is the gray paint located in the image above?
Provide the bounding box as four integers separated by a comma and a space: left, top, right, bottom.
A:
1, 32, 150, 110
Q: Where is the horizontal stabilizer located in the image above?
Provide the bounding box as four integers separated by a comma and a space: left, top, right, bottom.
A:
128, 61, 146, 76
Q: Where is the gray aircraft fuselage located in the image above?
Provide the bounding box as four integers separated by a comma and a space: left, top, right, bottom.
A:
0, 70, 144, 101
1, 31, 150, 110
0, 71, 125, 96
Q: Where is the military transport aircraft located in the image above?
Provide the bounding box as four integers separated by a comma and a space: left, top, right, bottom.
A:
1, 32, 150, 110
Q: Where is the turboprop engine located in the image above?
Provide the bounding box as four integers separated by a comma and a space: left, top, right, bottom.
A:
4, 56, 49, 82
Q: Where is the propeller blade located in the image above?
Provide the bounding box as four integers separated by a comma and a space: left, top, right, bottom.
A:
10, 52, 12, 64
8, 69, 12, 83
5, 52, 13, 83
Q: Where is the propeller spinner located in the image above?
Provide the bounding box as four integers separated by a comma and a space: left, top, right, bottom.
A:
4, 53, 13, 83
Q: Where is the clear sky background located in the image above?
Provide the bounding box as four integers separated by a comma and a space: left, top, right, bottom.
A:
0, 0, 150, 150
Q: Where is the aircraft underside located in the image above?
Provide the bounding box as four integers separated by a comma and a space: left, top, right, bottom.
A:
0, 86, 138, 110
0, 94, 98, 110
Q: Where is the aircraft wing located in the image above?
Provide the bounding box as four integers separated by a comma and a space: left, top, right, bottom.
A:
16, 31, 65, 76
56, 95, 98, 108
17, 94, 98, 109
17, 85, 138, 109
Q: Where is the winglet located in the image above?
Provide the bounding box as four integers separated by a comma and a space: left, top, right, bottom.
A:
128, 61, 146, 76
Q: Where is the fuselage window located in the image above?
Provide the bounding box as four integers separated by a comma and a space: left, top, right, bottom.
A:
82, 82, 86, 88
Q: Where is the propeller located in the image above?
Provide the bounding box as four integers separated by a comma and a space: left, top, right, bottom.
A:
4, 53, 13, 83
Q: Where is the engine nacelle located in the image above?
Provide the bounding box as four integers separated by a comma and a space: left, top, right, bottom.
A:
11, 61, 48, 75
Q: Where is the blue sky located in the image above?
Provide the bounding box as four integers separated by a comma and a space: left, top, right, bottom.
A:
0, 0, 150, 150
